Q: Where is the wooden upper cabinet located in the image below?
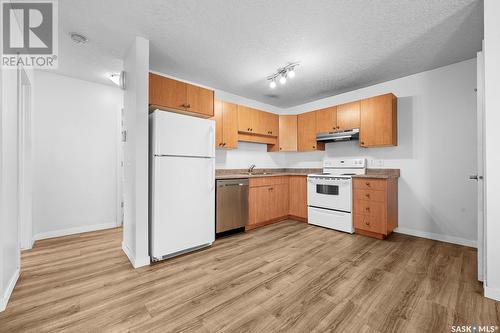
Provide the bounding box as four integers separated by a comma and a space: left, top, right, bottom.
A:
214, 99, 224, 147
222, 101, 238, 149
360, 93, 397, 147
214, 99, 238, 149
149, 73, 186, 110
186, 84, 214, 117
238, 105, 278, 137
269, 115, 297, 152
315, 107, 337, 133
237, 105, 258, 134
148, 73, 214, 118
261, 112, 278, 137
297, 111, 325, 152
337, 101, 360, 130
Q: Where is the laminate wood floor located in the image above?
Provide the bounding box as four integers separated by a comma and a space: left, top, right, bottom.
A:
0, 220, 498, 332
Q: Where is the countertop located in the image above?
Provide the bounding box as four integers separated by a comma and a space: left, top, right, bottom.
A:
216, 168, 400, 180
215, 168, 321, 180
352, 169, 400, 179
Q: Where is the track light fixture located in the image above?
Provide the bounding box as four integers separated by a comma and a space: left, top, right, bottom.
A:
267, 63, 299, 89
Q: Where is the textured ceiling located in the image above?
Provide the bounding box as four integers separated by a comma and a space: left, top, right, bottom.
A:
57, 0, 483, 108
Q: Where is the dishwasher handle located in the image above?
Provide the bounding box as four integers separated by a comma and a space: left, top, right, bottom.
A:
216, 179, 249, 188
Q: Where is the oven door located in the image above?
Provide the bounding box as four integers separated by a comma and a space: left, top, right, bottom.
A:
307, 176, 352, 212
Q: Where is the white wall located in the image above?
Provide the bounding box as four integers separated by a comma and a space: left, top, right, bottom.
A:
32, 71, 123, 240
0, 67, 21, 312
484, 0, 500, 301
285, 59, 478, 246
216, 142, 286, 169
122, 37, 150, 268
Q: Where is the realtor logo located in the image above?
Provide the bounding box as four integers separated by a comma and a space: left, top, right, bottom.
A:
2, 0, 58, 68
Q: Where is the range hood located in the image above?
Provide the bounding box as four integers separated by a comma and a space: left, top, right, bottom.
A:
316, 128, 360, 143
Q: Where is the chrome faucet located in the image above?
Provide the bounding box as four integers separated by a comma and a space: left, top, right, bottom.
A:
248, 164, 256, 174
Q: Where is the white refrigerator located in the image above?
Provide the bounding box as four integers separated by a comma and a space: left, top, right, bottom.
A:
149, 110, 215, 261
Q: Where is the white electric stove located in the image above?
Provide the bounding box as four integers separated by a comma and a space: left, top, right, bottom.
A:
307, 158, 366, 233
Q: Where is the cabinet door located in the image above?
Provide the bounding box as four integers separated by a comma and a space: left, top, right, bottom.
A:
360, 93, 397, 147
298, 111, 324, 151
248, 186, 272, 225
238, 105, 258, 134
222, 101, 238, 149
289, 176, 307, 219
265, 112, 279, 137
271, 184, 289, 219
315, 107, 337, 133
277, 115, 297, 151
214, 99, 224, 148
149, 73, 187, 110
337, 101, 360, 130
186, 84, 214, 117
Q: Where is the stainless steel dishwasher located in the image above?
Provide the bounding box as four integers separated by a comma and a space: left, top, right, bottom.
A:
216, 179, 249, 233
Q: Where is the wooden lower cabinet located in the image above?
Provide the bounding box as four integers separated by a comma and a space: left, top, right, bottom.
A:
289, 176, 308, 221
247, 176, 307, 230
353, 177, 398, 239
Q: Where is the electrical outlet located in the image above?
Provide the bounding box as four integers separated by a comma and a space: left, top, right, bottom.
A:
370, 159, 384, 167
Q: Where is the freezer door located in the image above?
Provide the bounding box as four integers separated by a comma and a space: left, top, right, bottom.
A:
150, 110, 215, 158
150, 156, 215, 259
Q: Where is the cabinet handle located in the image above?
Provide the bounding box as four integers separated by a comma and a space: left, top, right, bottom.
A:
312, 145, 316, 149
365, 218, 370, 226
222, 143, 226, 146
248, 128, 251, 131
366, 182, 371, 187
361, 141, 365, 146
279, 147, 282, 150
365, 193, 370, 198
186, 104, 191, 108
365, 207, 370, 212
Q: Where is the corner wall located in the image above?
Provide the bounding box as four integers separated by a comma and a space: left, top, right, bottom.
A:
32, 71, 123, 240
122, 37, 150, 268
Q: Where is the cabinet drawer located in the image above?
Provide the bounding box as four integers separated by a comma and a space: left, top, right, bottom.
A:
249, 176, 289, 187
353, 178, 386, 191
354, 200, 386, 218
354, 189, 386, 203
354, 214, 385, 234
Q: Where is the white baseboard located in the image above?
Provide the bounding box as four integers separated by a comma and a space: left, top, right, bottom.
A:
0, 268, 20, 312
484, 286, 500, 301
121, 242, 150, 268
33, 222, 118, 241
394, 227, 477, 248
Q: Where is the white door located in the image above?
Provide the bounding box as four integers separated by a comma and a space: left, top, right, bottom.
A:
475, 49, 486, 282
151, 111, 215, 158
151, 156, 215, 259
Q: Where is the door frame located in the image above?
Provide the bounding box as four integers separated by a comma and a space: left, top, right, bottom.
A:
477, 48, 486, 282
17, 66, 33, 250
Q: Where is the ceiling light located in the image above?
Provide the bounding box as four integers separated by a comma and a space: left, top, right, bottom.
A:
279, 75, 287, 85
70, 32, 88, 44
266, 62, 299, 89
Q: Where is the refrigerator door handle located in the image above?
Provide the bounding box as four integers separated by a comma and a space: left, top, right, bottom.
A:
209, 161, 215, 191
208, 125, 215, 157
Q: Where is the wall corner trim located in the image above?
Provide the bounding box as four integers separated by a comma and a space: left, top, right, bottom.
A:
394, 227, 477, 248
0, 268, 20, 312
121, 242, 150, 268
